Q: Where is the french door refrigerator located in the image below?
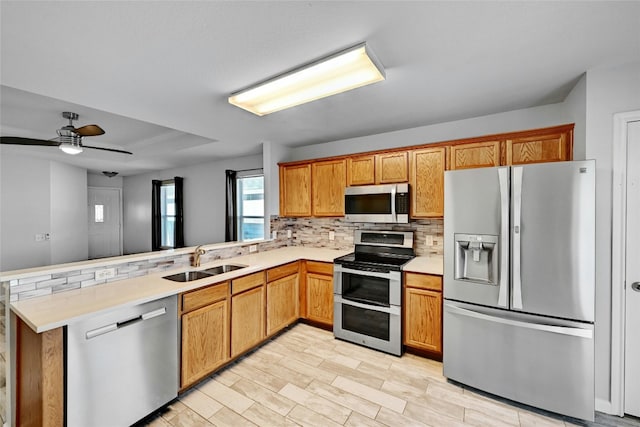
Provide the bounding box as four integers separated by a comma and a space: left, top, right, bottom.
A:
443, 160, 596, 421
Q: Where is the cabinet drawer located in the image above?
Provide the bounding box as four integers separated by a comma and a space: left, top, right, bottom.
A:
182, 282, 229, 313
306, 261, 333, 276
405, 273, 442, 291
267, 262, 299, 282
232, 271, 265, 295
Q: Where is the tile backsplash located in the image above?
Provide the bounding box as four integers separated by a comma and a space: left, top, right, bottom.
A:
270, 216, 443, 256
6, 216, 442, 302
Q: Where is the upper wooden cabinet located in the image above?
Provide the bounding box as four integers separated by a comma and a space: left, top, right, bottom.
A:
346, 152, 409, 186
280, 163, 312, 217
312, 159, 346, 216
506, 130, 572, 165
376, 151, 409, 183
449, 140, 501, 170
410, 147, 446, 218
347, 155, 376, 186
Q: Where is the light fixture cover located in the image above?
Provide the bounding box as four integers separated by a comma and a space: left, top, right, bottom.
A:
59, 141, 83, 155
228, 43, 385, 116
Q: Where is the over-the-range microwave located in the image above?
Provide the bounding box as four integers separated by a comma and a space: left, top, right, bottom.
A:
344, 183, 410, 223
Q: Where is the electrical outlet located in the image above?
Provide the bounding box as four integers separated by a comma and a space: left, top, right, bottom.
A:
425, 235, 434, 246
272, 230, 278, 240
95, 268, 116, 280
249, 244, 258, 253
329, 231, 335, 241
287, 230, 292, 238
34, 233, 46, 242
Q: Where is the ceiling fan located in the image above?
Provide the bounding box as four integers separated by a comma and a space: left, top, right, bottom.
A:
0, 112, 133, 155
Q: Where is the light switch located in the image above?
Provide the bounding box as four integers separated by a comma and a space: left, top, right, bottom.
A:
287, 230, 292, 238
329, 231, 335, 241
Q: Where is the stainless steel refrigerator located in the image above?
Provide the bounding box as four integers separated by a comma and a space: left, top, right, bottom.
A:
443, 160, 595, 421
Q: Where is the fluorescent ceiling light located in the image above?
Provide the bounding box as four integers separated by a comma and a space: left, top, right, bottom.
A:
228, 43, 385, 116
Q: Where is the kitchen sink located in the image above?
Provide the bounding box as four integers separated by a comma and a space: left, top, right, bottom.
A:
201, 264, 247, 275
163, 270, 213, 282
163, 264, 247, 282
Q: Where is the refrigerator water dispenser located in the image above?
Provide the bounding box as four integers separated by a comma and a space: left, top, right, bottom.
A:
454, 234, 498, 285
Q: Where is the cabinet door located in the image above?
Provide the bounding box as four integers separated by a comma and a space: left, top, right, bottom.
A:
506, 131, 571, 165
347, 155, 376, 186
410, 147, 446, 217
231, 286, 265, 357
403, 287, 442, 353
266, 273, 299, 336
312, 159, 346, 216
377, 151, 409, 184
306, 273, 333, 326
449, 140, 501, 170
280, 164, 312, 217
181, 299, 229, 388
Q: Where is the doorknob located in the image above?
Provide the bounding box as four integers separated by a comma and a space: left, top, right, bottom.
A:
632, 282, 640, 292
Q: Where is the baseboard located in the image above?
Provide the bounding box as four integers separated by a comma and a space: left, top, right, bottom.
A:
595, 398, 613, 415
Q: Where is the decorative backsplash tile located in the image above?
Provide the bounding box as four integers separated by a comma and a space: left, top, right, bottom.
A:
5, 216, 442, 302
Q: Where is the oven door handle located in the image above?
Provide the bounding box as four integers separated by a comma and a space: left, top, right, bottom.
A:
334, 265, 396, 279
335, 296, 401, 315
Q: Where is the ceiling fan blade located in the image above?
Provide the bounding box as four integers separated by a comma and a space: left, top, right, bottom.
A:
74, 124, 105, 136
0, 136, 60, 147
82, 145, 133, 155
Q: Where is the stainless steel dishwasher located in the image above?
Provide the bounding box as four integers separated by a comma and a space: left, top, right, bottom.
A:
67, 295, 178, 427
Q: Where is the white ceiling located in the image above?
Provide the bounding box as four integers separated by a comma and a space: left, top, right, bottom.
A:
1, 1, 639, 176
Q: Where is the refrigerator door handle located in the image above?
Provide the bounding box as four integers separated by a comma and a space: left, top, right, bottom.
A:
498, 168, 509, 307
512, 166, 523, 310
445, 303, 593, 339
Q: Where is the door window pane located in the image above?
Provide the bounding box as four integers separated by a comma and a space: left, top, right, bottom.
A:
94, 205, 104, 223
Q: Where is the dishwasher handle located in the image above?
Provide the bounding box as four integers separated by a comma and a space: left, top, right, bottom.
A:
85, 306, 167, 339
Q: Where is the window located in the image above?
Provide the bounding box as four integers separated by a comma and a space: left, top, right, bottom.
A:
152, 177, 184, 250
237, 175, 264, 241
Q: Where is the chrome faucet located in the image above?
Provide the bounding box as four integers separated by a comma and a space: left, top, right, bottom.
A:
192, 245, 206, 267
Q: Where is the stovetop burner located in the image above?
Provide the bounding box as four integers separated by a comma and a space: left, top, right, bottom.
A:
334, 230, 415, 271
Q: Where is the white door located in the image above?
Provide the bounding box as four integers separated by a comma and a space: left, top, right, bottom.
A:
625, 119, 640, 417
88, 187, 122, 259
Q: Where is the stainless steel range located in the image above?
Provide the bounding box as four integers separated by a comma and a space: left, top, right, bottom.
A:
333, 230, 415, 356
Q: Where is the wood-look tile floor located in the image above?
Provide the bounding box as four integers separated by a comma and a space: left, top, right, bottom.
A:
138, 323, 640, 427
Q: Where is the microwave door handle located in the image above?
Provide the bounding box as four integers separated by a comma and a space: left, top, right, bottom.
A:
391, 185, 396, 222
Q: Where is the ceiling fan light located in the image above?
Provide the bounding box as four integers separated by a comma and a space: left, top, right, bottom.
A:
59, 140, 83, 155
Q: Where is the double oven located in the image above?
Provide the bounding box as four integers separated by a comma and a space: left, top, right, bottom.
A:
333, 230, 415, 356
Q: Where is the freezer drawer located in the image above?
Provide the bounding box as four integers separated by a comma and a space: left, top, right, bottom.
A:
443, 301, 594, 421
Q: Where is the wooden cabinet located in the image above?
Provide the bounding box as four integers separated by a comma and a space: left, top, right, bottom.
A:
303, 261, 334, 327
266, 262, 299, 336
410, 147, 446, 218
377, 151, 409, 183
180, 282, 230, 388
312, 159, 346, 216
347, 155, 376, 186
231, 272, 265, 357
506, 130, 572, 165
403, 273, 442, 355
346, 152, 409, 186
449, 140, 501, 170
280, 163, 312, 217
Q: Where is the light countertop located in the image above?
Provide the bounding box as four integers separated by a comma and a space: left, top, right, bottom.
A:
11, 247, 351, 333
11, 247, 443, 334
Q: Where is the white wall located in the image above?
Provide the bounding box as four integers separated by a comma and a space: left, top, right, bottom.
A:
263, 141, 291, 220
87, 172, 123, 189
50, 162, 88, 265
0, 151, 51, 270
289, 102, 572, 161
122, 154, 263, 254
563, 74, 587, 161
0, 152, 89, 270
584, 60, 640, 404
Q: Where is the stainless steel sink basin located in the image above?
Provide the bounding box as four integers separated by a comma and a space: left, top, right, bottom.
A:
201, 264, 247, 275
163, 271, 213, 282
163, 264, 247, 282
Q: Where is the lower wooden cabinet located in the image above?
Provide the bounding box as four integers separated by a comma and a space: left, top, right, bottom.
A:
266, 262, 300, 336
403, 273, 443, 355
231, 284, 265, 358
180, 282, 230, 388
304, 261, 334, 327
181, 298, 229, 388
